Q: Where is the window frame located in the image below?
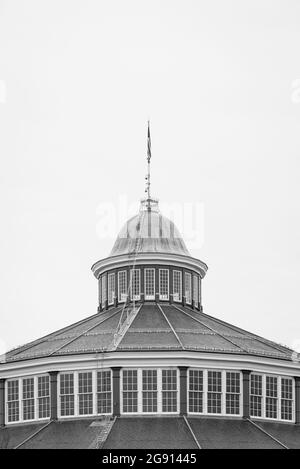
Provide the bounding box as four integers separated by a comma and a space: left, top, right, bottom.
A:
144, 268, 155, 300
249, 373, 295, 423
130, 268, 141, 301
159, 269, 169, 301
118, 270, 128, 303
173, 270, 182, 303
6, 374, 51, 425
185, 272, 192, 305
107, 273, 115, 306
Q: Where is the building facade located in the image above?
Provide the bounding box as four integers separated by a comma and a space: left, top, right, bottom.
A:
0, 196, 300, 449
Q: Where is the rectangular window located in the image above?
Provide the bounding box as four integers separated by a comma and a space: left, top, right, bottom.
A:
193, 275, 199, 308
207, 371, 222, 414
78, 372, 93, 415
199, 278, 201, 308
159, 269, 169, 300
108, 273, 115, 305
101, 274, 107, 307
118, 270, 127, 303
22, 378, 35, 420
60, 373, 75, 416
250, 374, 263, 417
173, 270, 182, 302
123, 370, 138, 413
130, 269, 141, 300
97, 370, 112, 414
185, 272, 192, 305
162, 369, 177, 412
142, 370, 158, 413
7, 380, 19, 423
226, 372, 240, 415
38, 376, 50, 419
281, 378, 293, 421
144, 268, 155, 300
189, 370, 203, 413
266, 376, 278, 419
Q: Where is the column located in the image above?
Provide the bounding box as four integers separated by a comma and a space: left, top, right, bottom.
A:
0, 378, 5, 427
295, 376, 300, 424
179, 367, 188, 416
49, 371, 58, 421
242, 370, 251, 419
112, 367, 122, 417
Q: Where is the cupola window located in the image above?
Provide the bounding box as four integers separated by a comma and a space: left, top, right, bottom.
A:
207, 371, 222, 414
130, 269, 141, 301
159, 269, 169, 300
101, 274, 107, 307
108, 273, 115, 305
193, 275, 199, 308
118, 270, 127, 303
122, 370, 138, 413
185, 272, 192, 305
37, 376, 50, 419
188, 369, 203, 413
144, 268, 155, 300
162, 369, 178, 412
173, 270, 182, 302
225, 372, 240, 415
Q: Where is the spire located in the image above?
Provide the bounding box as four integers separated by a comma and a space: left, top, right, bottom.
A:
145, 120, 151, 211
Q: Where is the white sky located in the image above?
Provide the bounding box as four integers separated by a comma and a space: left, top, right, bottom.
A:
0, 0, 300, 353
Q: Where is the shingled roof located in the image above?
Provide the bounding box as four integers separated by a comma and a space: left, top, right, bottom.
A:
3, 304, 293, 363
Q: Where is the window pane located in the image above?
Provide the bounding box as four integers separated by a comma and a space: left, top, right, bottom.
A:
60, 395, 75, 416
142, 370, 157, 412
185, 273, 192, 304
173, 270, 182, 302
162, 370, 177, 412
38, 376, 50, 419
189, 370, 203, 413
118, 271, 127, 302
7, 380, 19, 422
97, 371, 112, 414
207, 371, 222, 414
250, 374, 262, 417
281, 378, 293, 421
159, 269, 169, 300
131, 269, 141, 300
60, 374, 74, 395
145, 269, 155, 299
207, 392, 222, 414
123, 370, 138, 413
60, 373, 75, 416
108, 273, 115, 305
22, 378, 35, 420
193, 275, 198, 307
101, 274, 107, 307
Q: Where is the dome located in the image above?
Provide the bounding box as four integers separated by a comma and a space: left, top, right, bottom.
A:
110, 198, 190, 257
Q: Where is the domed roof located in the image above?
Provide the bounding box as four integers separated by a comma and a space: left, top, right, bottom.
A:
110, 198, 190, 257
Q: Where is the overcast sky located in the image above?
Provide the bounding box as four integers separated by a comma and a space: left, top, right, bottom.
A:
0, 0, 300, 354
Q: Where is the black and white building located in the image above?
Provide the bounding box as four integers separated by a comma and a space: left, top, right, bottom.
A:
0, 187, 300, 448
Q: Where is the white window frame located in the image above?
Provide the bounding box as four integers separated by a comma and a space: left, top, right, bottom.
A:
130, 269, 141, 301
58, 370, 112, 419
185, 272, 192, 305
159, 269, 169, 301
101, 274, 107, 307
193, 275, 199, 308
188, 369, 242, 417
249, 373, 295, 423
144, 268, 155, 300
97, 370, 112, 415
6, 374, 50, 425
118, 270, 128, 303
108, 273, 115, 306
121, 368, 179, 415
173, 270, 182, 302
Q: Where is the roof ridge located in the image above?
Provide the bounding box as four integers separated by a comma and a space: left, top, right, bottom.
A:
173, 305, 249, 354
157, 304, 184, 350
